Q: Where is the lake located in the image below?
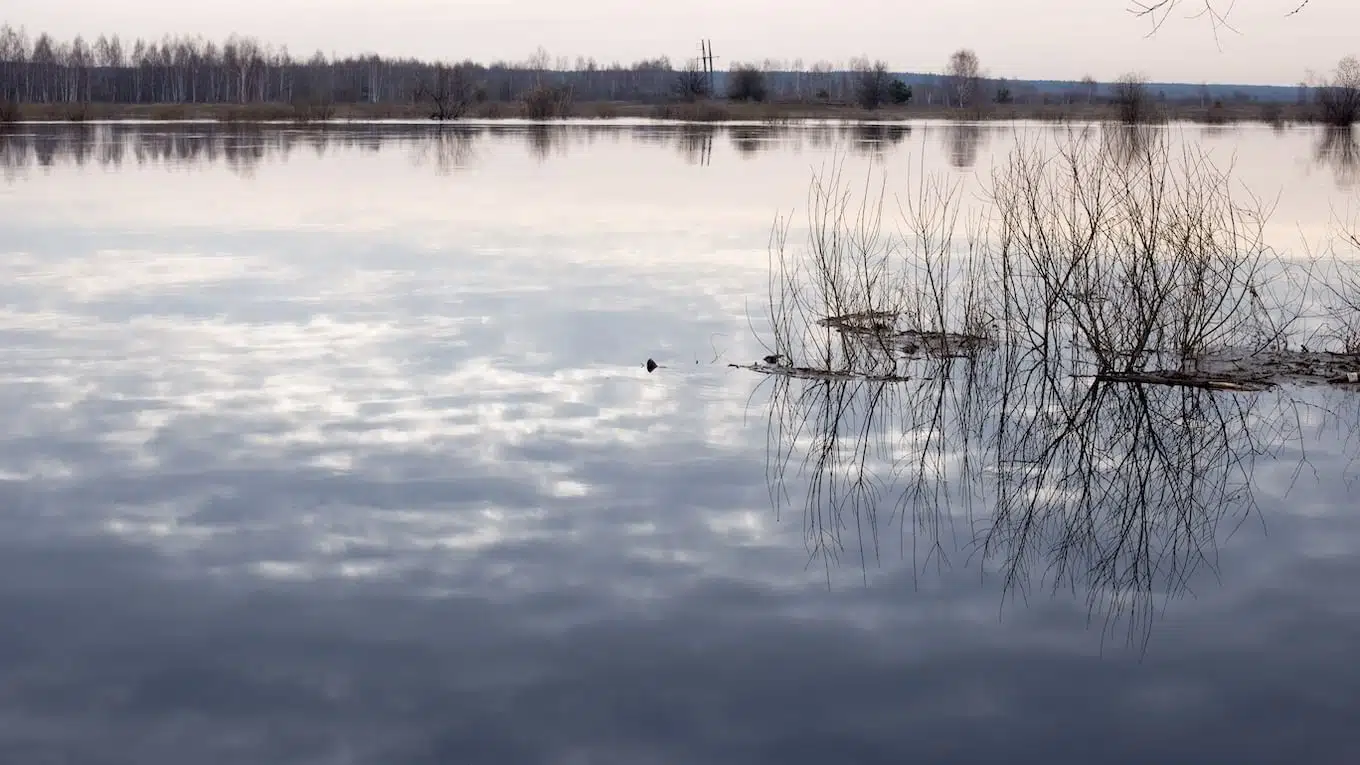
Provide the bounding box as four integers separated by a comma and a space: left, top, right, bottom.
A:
1, 121, 1358, 764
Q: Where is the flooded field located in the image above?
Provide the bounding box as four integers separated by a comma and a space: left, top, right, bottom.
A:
1, 121, 1358, 763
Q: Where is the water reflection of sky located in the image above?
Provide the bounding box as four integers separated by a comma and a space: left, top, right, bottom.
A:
1, 124, 1359, 763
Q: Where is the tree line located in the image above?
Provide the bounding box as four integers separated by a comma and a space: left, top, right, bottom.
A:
0, 24, 1040, 111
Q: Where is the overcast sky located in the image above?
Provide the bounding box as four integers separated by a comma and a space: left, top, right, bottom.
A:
1, 0, 1352, 85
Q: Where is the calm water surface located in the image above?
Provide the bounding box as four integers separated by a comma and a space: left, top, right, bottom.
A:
1, 122, 1358, 763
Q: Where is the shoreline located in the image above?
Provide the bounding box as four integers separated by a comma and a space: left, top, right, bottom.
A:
0, 99, 1323, 126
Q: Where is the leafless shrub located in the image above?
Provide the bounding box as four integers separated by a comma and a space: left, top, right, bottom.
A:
1321, 212, 1360, 353
762, 156, 996, 378
521, 84, 574, 119
1315, 55, 1360, 126
0, 100, 18, 125
1112, 72, 1156, 124
416, 63, 475, 121
673, 62, 710, 102
990, 127, 1297, 374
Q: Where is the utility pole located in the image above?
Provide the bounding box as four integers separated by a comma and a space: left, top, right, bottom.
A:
699, 40, 718, 96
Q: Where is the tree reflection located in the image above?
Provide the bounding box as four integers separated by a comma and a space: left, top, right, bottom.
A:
411, 126, 480, 173
1314, 126, 1360, 189
846, 123, 910, 161
942, 123, 985, 169
761, 340, 1305, 651
1100, 122, 1159, 168
0, 123, 853, 175
676, 124, 716, 166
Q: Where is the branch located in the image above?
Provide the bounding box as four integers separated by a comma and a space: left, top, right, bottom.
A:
1128, 0, 1310, 43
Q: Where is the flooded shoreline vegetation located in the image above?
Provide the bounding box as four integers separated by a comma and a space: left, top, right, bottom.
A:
752, 125, 1358, 392
992, 127, 1302, 382
749, 122, 1360, 647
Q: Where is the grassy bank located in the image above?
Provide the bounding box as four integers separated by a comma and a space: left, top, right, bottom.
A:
0, 99, 1320, 125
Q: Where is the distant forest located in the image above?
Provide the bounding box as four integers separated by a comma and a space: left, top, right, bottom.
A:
0, 23, 1301, 109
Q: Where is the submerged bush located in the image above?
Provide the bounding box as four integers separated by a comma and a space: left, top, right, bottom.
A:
1315, 55, 1360, 126
521, 84, 574, 119
991, 127, 1292, 370
1112, 73, 1155, 124
761, 127, 1301, 383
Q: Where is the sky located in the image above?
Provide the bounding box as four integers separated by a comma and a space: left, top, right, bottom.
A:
1, 0, 1355, 86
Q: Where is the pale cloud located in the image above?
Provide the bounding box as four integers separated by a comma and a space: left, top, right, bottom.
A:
2, 0, 1355, 85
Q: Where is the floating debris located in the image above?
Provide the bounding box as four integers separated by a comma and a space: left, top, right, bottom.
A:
817, 310, 900, 336
1090, 371, 1274, 392
898, 330, 998, 358
645, 358, 658, 372
1193, 349, 1360, 388
729, 362, 910, 382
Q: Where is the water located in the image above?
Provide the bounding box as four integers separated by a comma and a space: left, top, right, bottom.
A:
1, 122, 1358, 763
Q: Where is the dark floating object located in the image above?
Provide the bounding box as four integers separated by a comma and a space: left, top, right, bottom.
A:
645, 358, 658, 373
762, 354, 784, 365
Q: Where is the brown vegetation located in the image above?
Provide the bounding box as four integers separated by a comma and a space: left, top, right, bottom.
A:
521, 84, 574, 119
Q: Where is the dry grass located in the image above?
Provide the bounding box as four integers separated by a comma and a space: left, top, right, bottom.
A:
521, 85, 574, 119
650, 101, 734, 122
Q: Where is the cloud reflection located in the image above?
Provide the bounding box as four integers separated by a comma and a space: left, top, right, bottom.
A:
1, 120, 1359, 762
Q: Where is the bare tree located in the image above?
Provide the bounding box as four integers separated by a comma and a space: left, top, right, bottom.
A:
1314, 55, 1360, 126
1112, 72, 1154, 123
726, 63, 768, 102
945, 49, 981, 111
1080, 75, 1098, 104
852, 59, 891, 110
415, 63, 474, 120
673, 61, 709, 102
